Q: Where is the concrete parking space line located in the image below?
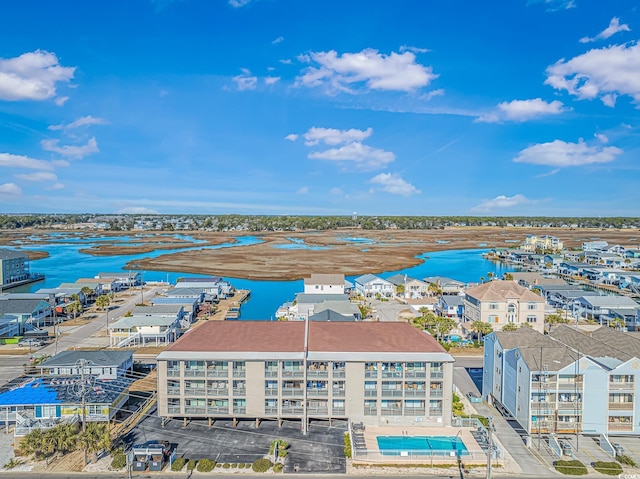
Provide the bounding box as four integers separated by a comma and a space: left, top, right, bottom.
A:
529, 445, 555, 469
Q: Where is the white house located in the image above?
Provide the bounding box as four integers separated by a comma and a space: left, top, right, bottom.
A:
303, 274, 345, 295
354, 274, 393, 298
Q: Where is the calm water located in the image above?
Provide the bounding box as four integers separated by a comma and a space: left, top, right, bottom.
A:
19, 234, 515, 320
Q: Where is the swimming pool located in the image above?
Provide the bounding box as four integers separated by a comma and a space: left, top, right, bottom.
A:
376, 436, 468, 456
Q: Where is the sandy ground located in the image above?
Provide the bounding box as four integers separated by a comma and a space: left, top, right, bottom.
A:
2, 227, 640, 281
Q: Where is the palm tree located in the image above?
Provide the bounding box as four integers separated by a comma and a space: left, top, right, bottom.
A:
67, 301, 82, 320
502, 323, 518, 332
427, 282, 442, 297
609, 318, 626, 331
433, 316, 457, 341
77, 423, 111, 462
504, 273, 514, 281
21, 428, 49, 460
95, 295, 111, 311
480, 276, 485, 284
80, 286, 94, 303
487, 272, 495, 281
471, 321, 493, 342
45, 423, 78, 455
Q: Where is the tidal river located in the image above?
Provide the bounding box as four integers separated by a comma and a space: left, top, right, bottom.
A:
15, 233, 516, 320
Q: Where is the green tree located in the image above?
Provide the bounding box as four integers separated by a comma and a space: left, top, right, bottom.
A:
471, 321, 493, 341
487, 272, 495, 281
396, 284, 405, 296
432, 316, 457, 341
609, 318, 626, 331
504, 273, 514, 281
80, 286, 94, 302
95, 295, 111, 311
44, 423, 78, 455
67, 301, 82, 319
77, 423, 111, 463
502, 323, 518, 332
427, 283, 442, 296
20, 429, 50, 460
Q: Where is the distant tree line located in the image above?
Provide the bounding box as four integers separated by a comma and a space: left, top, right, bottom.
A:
1, 214, 639, 231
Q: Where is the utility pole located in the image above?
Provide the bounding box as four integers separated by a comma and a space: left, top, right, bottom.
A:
486, 417, 494, 479
81, 359, 88, 465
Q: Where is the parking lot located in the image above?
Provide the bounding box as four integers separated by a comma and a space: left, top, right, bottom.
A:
125, 406, 347, 473
607, 436, 640, 466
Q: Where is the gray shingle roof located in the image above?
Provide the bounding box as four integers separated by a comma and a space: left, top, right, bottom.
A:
40, 350, 133, 368
0, 299, 50, 315
294, 293, 349, 304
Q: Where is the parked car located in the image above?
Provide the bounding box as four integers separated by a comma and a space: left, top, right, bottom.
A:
558, 440, 573, 457
18, 338, 44, 348
612, 442, 624, 456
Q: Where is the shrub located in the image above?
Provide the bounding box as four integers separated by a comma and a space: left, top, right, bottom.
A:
110, 451, 127, 470
223, 463, 231, 469
273, 463, 284, 473
343, 433, 352, 458
245, 463, 252, 468
554, 459, 588, 475
216, 463, 222, 468
238, 463, 245, 469
3, 458, 20, 470
618, 455, 637, 467
197, 458, 216, 472
593, 461, 623, 476
278, 450, 288, 458
252, 458, 273, 472
186, 459, 197, 471
171, 458, 186, 471
231, 463, 238, 467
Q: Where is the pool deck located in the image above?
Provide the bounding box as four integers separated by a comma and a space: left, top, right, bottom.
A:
354, 425, 486, 464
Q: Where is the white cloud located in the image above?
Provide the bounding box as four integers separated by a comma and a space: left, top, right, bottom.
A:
545, 42, 640, 107
296, 186, 309, 194
279, 59, 292, 65
41, 137, 99, 159
0, 152, 54, 170
0, 50, 75, 101
476, 98, 567, 123
580, 17, 630, 43
272, 36, 284, 45
0, 183, 22, 196
228, 0, 252, 7
370, 173, 421, 196
295, 48, 438, 93
514, 138, 623, 167
48, 115, 107, 131
54, 96, 69, 106
48, 182, 64, 190
232, 69, 258, 91
594, 133, 609, 143
264, 76, 280, 85
528, 0, 575, 12
471, 194, 532, 213
116, 206, 160, 214
284, 134, 299, 142
309, 142, 395, 170
399, 45, 430, 54
303, 127, 373, 146
419, 89, 445, 101
329, 187, 343, 195
15, 171, 57, 182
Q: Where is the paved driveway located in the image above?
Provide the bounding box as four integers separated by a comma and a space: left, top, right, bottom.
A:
125, 406, 346, 473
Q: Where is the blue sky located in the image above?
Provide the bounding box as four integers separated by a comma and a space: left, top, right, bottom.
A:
0, 0, 639, 216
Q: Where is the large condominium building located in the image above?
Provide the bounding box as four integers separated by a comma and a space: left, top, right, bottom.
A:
522, 235, 564, 253
463, 280, 546, 333
484, 325, 640, 436
156, 321, 454, 428
0, 249, 30, 287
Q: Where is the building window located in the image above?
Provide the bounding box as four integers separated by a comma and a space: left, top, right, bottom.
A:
610, 375, 635, 384
489, 303, 499, 310
87, 405, 103, 416
528, 303, 537, 310
527, 316, 537, 323
364, 400, 377, 415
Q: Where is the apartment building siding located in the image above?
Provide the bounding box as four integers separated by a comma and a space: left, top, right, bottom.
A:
157, 321, 453, 427
485, 327, 640, 436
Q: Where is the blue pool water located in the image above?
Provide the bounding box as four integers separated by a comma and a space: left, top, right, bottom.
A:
376, 436, 468, 455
